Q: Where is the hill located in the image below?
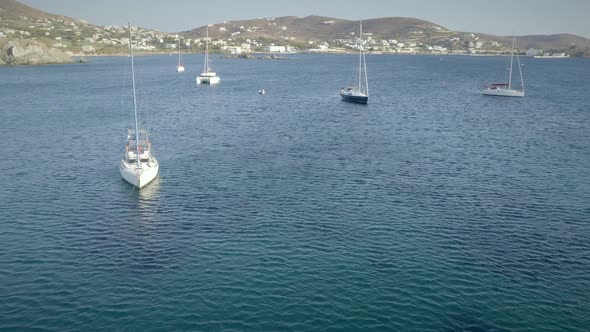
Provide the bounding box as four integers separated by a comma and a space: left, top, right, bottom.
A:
1, 0, 589, 59
180, 15, 590, 55
0, 0, 79, 25
182, 15, 455, 43
0, 0, 166, 61
0, 0, 79, 64
478, 33, 590, 56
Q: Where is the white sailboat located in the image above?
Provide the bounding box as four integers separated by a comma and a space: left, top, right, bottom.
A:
340, 19, 369, 104
120, 23, 159, 189
483, 33, 525, 97
196, 26, 220, 84
176, 35, 185, 73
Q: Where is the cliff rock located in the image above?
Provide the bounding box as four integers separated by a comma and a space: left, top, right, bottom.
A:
0, 39, 72, 65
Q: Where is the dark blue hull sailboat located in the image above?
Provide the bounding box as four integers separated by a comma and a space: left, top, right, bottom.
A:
340, 19, 369, 104
340, 89, 368, 104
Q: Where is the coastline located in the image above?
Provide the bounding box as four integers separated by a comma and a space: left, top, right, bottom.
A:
2, 50, 584, 66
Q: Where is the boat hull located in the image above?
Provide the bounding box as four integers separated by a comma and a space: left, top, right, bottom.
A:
340, 93, 368, 104
534, 55, 569, 59
196, 76, 220, 84
176, 66, 185, 73
483, 88, 525, 97
120, 159, 159, 189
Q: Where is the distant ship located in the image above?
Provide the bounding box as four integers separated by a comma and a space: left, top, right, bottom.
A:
533, 53, 570, 59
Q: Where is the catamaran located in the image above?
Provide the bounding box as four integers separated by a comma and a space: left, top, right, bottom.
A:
483, 33, 525, 97
120, 23, 159, 189
196, 26, 220, 84
340, 19, 369, 104
176, 35, 185, 72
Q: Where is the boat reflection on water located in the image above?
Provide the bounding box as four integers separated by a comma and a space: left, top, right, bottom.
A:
138, 175, 161, 200
134, 176, 162, 223
122, 176, 162, 223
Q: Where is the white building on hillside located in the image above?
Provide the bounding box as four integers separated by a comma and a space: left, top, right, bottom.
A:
266, 45, 286, 53
241, 43, 252, 53
224, 46, 242, 54
265, 45, 296, 53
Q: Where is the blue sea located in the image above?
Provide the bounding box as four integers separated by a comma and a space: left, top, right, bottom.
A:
1, 54, 589, 331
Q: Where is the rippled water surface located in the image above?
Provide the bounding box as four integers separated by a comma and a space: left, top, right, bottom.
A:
1, 54, 590, 330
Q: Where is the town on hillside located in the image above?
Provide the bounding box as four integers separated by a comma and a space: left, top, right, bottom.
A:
1, 1, 588, 61
0, 15, 563, 56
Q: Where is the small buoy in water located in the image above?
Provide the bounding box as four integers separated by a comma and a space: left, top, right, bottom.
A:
258, 89, 265, 95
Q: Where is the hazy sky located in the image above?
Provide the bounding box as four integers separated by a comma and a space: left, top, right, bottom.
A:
20, 0, 590, 37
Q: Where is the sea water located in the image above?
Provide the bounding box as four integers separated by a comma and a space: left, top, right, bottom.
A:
1, 54, 589, 330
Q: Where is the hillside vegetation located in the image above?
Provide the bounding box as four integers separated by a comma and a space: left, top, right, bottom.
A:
1, 0, 589, 61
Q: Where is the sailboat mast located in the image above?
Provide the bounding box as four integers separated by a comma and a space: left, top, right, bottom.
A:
177, 35, 181, 66
515, 37, 525, 92
128, 23, 141, 167
204, 26, 209, 73
358, 19, 363, 92
363, 48, 369, 95
508, 34, 515, 90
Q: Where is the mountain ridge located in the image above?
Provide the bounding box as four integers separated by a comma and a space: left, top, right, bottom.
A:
179, 15, 590, 55
3, 0, 589, 44
181, 15, 452, 40
0, 0, 79, 23
1, 0, 589, 58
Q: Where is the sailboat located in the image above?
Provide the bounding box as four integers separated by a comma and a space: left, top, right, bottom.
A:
120, 23, 159, 189
196, 26, 220, 84
340, 19, 369, 104
176, 35, 185, 73
483, 33, 525, 97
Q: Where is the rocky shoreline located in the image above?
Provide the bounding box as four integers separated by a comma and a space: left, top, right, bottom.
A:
0, 39, 72, 65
